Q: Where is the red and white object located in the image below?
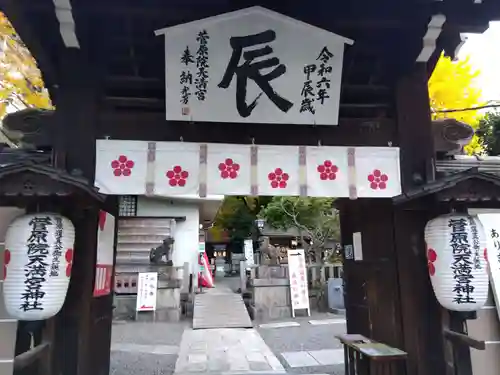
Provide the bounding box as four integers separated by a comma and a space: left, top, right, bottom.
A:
206, 143, 251, 196
3, 213, 75, 320
198, 251, 214, 288
424, 213, 489, 312
93, 211, 115, 297
94, 140, 403, 198
257, 145, 300, 196
95, 140, 148, 195
306, 146, 349, 197
354, 147, 401, 198
154, 142, 200, 195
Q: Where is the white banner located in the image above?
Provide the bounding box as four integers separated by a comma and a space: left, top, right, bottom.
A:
156, 7, 353, 125
136, 272, 158, 312
95, 140, 148, 195
244, 239, 255, 267
206, 143, 252, 196
257, 145, 301, 196
95, 140, 402, 198
354, 147, 402, 198
306, 146, 349, 197
287, 249, 310, 313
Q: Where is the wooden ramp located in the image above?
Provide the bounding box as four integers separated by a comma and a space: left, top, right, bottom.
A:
193, 284, 252, 329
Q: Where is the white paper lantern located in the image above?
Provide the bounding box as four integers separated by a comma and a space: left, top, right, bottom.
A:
424, 213, 489, 312
2, 213, 75, 320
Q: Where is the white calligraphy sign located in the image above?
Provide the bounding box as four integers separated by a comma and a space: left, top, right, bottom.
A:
156, 6, 353, 125
244, 239, 255, 267
287, 249, 310, 317
136, 272, 158, 312
474, 212, 500, 322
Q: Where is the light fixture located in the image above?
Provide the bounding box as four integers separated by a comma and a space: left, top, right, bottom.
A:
255, 218, 265, 230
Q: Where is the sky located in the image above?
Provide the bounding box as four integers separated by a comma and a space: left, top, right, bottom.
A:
459, 21, 500, 103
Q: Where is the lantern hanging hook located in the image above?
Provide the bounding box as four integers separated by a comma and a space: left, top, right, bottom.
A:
318, 139, 322, 147
251, 137, 255, 145
180, 136, 184, 142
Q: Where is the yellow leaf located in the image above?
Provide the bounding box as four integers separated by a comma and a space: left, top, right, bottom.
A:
0, 12, 53, 121
429, 52, 485, 156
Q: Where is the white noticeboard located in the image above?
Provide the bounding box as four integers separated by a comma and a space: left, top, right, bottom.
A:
287, 249, 310, 317
473, 212, 500, 323
156, 6, 353, 125
244, 239, 255, 267
136, 272, 158, 312
353, 232, 363, 261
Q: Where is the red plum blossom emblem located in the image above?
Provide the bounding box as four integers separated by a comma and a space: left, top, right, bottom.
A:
218, 158, 240, 179
268, 168, 289, 189
368, 169, 389, 190
166, 166, 189, 187
317, 160, 338, 181
427, 248, 437, 277
111, 155, 135, 177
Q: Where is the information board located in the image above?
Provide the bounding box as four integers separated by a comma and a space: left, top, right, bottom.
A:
287, 249, 310, 317
136, 272, 158, 312
244, 239, 255, 267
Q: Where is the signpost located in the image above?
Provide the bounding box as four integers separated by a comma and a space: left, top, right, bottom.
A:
136, 272, 158, 319
287, 249, 310, 317
244, 239, 255, 268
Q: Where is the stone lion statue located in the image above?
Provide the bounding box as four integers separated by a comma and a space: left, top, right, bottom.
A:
149, 237, 175, 266
257, 236, 280, 265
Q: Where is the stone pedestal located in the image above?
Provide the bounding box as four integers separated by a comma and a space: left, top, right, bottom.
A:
249, 265, 291, 321
214, 257, 225, 278
156, 282, 181, 322
112, 279, 182, 322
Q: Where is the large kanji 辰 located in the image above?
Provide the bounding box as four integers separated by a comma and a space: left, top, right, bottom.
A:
218, 29, 293, 117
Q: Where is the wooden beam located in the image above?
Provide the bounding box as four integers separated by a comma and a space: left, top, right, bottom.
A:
98, 110, 397, 147
13, 341, 51, 371
443, 329, 485, 351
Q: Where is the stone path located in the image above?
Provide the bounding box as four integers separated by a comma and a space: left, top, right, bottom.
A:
280, 349, 345, 367
174, 328, 285, 375
193, 284, 252, 329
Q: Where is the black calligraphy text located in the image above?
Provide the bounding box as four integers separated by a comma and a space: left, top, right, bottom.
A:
299, 46, 334, 115
180, 46, 194, 105
195, 30, 209, 101
22, 216, 52, 311
449, 218, 475, 304
491, 228, 500, 264
218, 29, 293, 118
468, 217, 481, 270
51, 217, 63, 277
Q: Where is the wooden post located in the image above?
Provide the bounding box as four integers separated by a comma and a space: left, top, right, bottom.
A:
392, 64, 445, 375
448, 312, 476, 375
396, 63, 435, 190
240, 260, 247, 293
50, 48, 106, 375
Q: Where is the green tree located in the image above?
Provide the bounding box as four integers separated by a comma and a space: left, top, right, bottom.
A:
476, 111, 500, 156
213, 196, 272, 251
259, 197, 340, 263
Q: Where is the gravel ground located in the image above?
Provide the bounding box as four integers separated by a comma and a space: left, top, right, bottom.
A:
110, 321, 188, 375
257, 314, 346, 375
111, 321, 188, 346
